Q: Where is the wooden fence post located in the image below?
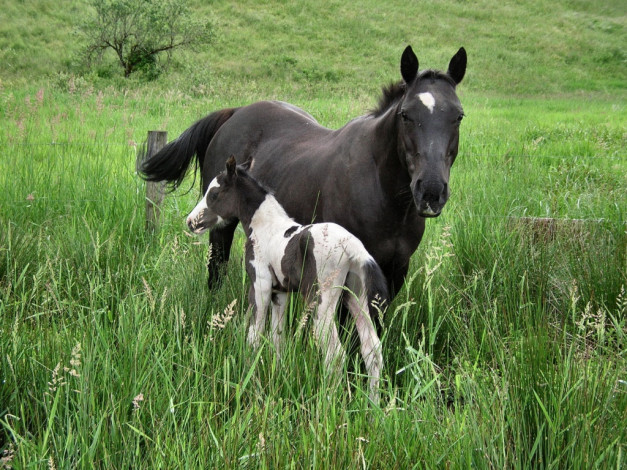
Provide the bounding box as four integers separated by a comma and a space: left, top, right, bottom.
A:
138, 130, 167, 231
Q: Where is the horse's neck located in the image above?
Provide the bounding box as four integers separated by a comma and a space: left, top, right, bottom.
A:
243, 194, 295, 240
372, 105, 401, 155
364, 106, 412, 190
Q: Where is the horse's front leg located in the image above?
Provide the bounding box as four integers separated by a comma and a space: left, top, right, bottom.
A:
207, 220, 238, 289
247, 276, 273, 349
384, 259, 411, 302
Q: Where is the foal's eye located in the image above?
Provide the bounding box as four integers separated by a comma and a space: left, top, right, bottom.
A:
400, 110, 411, 122
456, 113, 465, 123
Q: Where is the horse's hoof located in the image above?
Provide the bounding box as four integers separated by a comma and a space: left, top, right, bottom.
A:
207, 263, 227, 290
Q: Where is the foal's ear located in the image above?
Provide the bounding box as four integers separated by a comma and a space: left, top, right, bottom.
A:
239, 158, 253, 172
226, 155, 237, 177
400, 45, 419, 84
447, 47, 467, 85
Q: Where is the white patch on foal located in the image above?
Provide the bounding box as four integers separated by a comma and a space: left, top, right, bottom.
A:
186, 177, 223, 232
418, 92, 436, 113
207, 178, 221, 192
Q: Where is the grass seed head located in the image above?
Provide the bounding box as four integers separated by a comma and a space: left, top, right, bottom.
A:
208, 299, 237, 341
132, 393, 145, 411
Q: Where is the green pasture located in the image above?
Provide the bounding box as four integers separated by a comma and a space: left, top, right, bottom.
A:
1, 0, 626, 468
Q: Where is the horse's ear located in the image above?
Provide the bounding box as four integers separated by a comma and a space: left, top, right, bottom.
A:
226, 155, 237, 177
447, 47, 467, 85
400, 45, 419, 84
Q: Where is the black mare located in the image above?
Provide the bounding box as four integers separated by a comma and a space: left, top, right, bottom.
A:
141, 46, 467, 299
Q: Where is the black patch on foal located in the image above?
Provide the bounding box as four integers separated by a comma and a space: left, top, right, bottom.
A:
244, 238, 256, 285
284, 225, 299, 238
280, 227, 317, 296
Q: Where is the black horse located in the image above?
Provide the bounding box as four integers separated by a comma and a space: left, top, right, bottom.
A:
141, 45, 466, 298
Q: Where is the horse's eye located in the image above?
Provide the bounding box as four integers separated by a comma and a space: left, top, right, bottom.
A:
209, 192, 218, 202
457, 113, 465, 123
400, 110, 411, 122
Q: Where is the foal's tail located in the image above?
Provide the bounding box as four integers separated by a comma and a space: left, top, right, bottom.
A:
360, 258, 389, 327
345, 245, 389, 329
138, 108, 237, 190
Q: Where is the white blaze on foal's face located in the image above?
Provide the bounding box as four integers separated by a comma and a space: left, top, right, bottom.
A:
186, 177, 224, 234
417, 92, 436, 113
206, 177, 221, 196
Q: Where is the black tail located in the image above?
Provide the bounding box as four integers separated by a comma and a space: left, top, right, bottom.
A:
363, 259, 390, 330
138, 108, 237, 190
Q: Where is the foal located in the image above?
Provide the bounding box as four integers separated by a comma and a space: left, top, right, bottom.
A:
187, 156, 387, 403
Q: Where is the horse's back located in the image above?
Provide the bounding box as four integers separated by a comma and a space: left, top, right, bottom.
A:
202, 100, 331, 180
224, 100, 326, 138
271, 101, 318, 124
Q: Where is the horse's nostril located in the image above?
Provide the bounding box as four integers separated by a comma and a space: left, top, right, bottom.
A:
423, 191, 439, 204
417, 180, 448, 207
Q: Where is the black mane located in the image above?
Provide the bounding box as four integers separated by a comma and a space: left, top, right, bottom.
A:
370, 81, 406, 117
370, 69, 456, 117
238, 167, 272, 196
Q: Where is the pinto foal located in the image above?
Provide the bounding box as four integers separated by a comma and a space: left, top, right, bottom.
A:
187, 156, 387, 403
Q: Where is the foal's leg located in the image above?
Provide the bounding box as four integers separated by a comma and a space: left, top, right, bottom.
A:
344, 285, 383, 405
247, 276, 273, 349
312, 287, 346, 376
207, 220, 238, 289
271, 292, 288, 357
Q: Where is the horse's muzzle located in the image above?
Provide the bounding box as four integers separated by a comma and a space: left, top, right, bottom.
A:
414, 180, 448, 217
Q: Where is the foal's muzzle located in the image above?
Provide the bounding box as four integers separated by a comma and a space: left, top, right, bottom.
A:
186, 212, 211, 234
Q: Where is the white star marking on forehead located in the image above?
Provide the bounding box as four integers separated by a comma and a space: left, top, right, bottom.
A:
417, 92, 436, 113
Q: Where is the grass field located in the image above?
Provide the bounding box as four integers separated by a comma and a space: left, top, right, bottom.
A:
1, 0, 626, 468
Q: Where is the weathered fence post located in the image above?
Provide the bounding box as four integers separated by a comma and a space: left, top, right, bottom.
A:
138, 130, 167, 231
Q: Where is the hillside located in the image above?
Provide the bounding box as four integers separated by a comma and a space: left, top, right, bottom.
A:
0, 0, 625, 97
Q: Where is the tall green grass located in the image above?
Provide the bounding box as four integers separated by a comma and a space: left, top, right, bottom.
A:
1, 0, 626, 467
1, 79, 625, 468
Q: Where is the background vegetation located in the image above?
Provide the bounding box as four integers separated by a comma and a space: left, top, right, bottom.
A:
79, 0, 214, 79
1, 0, 625, 468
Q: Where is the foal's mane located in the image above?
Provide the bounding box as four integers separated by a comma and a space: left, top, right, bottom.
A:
370, 69, 456, 117
237, 167, 272, 196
